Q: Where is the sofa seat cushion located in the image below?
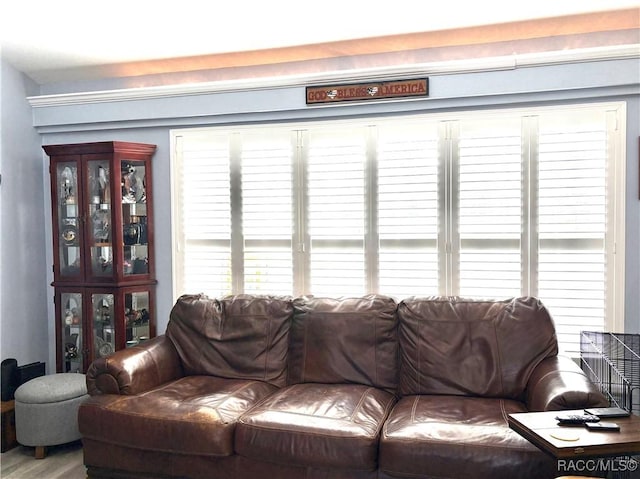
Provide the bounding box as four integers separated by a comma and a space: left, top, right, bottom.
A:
379, 395, 556, 479
235, 383, 397, 471
79, 375, 277, 457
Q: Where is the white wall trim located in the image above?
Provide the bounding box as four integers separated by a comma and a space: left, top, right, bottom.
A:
28, 44, 640, 108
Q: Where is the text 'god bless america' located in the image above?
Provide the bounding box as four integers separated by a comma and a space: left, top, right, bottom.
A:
306, 78, 428, 104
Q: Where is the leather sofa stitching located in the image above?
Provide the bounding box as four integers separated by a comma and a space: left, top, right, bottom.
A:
381, 430, 541, 451
213, 381, 266, 422
235, 421, 376, 438
536, 368, 586, 383
377, 394, 398, 436
374, 316, 379, 386
499, 398, 508, 424
417, 316, 422, 391
379, 468, 450, 479
263, 317, 272, 382
94, 403, 224, 424
349, 387, 373, 422
301, 316, 309, 383
82, 435, 232, 457
410, 395, 419, 423
197, 299, 216, 373
494, 310, 506, 397
140, 346, 165, 393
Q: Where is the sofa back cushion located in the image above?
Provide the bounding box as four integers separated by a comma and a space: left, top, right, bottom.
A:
287, 295, 398, 390
397, 296, 558, 399
166, 294, 293, 387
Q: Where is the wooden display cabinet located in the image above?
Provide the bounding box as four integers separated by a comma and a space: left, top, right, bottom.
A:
44, 142, 157, 373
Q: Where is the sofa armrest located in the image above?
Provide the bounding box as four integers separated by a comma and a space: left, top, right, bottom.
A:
526, 355, 608, 412
86, 335, 184, 396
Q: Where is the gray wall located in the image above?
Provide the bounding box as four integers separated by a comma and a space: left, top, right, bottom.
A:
1, 58, 50, 369
626, 98, 640, 335
1, 55, 639, 372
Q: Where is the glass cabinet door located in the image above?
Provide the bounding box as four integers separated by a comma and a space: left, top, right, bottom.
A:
55, 162, 82, 278
87, 160, 113, 278
60, 292, 83, 373
121, 160, 149, 277
92, 293, 115, 358
125, 291, 151, 347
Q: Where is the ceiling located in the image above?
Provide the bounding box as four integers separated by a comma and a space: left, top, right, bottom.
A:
1, 0, 639, 85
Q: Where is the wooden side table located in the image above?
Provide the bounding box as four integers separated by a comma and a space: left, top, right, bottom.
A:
1, 400, 18, 452
508, 410, 640, 459
509, 410, 640, 478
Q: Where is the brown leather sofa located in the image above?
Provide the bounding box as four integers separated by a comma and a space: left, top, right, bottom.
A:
78, 294, 607, 479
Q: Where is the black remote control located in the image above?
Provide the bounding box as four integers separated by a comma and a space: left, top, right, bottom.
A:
555, 414, 601, 425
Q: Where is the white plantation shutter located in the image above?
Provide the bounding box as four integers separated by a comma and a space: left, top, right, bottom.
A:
173, 103, 622, 354
241, 133, 294, 295
178, 133, 232, 296
537, 111, 608, 354
377, 124, 439, 298
457, 120, 522, 298
306, 130, 366, 296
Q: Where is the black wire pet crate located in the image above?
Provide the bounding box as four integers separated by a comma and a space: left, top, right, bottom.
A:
580, 331, 640, 415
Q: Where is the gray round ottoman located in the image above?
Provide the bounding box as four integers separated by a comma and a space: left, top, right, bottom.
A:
14, 373, 88, 458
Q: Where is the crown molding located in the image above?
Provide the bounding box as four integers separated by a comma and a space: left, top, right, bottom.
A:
27, 44, 640, 108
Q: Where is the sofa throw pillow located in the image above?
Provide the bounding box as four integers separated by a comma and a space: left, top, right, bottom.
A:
166, 294, 293, 387
288, 295, 398, 390
397, 296, 558, 399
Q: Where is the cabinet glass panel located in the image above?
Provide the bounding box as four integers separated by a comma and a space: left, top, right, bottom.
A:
125, 291, 150, 347
61, 292, 83, 373
87, 160, 113, 277
92, 293, 115, 358
56, 163, 81, 277
121, 160, 149, 276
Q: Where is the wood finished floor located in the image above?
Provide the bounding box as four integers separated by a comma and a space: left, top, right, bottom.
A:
0, 441, 85, 479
